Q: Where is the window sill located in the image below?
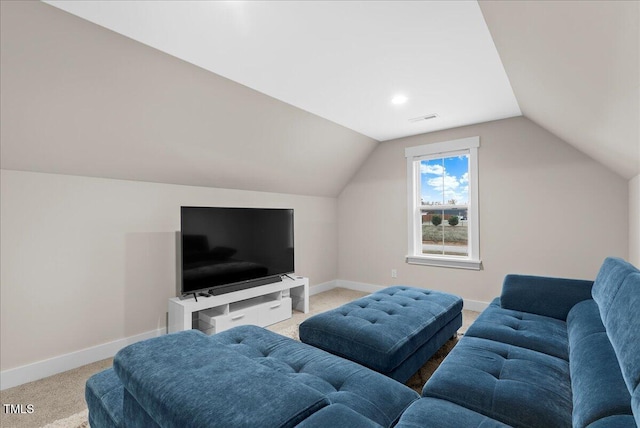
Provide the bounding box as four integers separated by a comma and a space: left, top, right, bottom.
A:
406, 255, 482, 270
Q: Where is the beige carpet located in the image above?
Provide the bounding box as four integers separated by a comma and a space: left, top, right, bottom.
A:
41, 411, 89, 428
0, 358, 112, 428
0, 288, 478, 427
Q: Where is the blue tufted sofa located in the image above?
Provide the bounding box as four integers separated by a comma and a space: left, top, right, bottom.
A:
397, 257, 640, 428
86, 324, 419, 427
87, 257, 639, 427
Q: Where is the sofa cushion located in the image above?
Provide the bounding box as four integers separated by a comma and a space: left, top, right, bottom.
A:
85, 368, 124, 428
500, 274, 593, 321
114, 329, 328, 428
423, 336, 572, 428
396, 398, 511, 428
294, 404, 383, 428
299, 286, 462, 374
585, 414, 638, 428
122, 388, 160, 428
566, 300, 633, 428
465, 298, 569, 360
214, 325, 419, 427
592, 257, 640, 399
592, 257, 638, 322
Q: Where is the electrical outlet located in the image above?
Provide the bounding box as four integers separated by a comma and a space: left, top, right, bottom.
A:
391, 269, 397, 278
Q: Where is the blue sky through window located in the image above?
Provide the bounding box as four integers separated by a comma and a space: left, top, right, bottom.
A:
420, 155, 469, 205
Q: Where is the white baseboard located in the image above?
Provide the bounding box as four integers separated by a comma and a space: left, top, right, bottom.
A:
0, 328, 165, 391
335, 280, 385, 293
322, 279, 491, 312
309, 279, 383, 296
308, 280, 338, 296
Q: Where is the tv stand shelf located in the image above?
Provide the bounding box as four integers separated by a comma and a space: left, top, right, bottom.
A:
168, 276, 309, 334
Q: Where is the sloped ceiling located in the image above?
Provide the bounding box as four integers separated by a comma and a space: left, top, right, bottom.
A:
40, 0, 521, 142
1, 1, 638, 198
479, 0, 640, 179
0, 1, 378, 197
1, 1, 526, 198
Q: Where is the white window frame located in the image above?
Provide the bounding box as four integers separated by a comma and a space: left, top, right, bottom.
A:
405, 136, 481, 270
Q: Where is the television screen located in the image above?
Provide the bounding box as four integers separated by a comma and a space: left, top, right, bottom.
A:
180, 207, 294, 295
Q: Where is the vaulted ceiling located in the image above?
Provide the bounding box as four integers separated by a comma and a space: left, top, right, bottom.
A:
1, 1, 377, 197
40, 0, 523, 142
1, 1, 638, 199
479, 0, 639, 180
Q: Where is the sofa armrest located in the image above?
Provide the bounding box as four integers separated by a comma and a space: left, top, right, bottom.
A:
500, 274, 594, 321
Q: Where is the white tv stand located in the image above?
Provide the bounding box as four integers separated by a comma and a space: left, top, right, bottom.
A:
168, 276, 309, 334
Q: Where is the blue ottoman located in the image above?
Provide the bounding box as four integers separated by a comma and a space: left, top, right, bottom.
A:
299, 286, 463, 383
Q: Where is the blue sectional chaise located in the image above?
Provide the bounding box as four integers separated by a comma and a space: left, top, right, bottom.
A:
86, 257, 639, 427
86, 324, 419, 428
397, 257, 640, 428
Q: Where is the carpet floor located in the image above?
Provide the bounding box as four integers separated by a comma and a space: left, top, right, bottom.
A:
0, 287, 478, 428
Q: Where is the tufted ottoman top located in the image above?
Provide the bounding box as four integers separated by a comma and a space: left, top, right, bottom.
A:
214, 325, 419, 427
113, 326, 418, 428
299, 286, 463, 374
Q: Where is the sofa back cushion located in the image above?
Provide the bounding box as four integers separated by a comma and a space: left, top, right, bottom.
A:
114, 330, 328, 428
566, 300, 633, 427
592, 257, 640, 418
500, 274, 593, 321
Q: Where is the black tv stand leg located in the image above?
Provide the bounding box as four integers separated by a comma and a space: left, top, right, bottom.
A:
283, 274, 295, 280
192, 292, 198, 302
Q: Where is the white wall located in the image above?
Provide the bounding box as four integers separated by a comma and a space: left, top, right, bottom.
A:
0, 170, 338, 372
630, 174, 640, 266
338, 117, 629, 304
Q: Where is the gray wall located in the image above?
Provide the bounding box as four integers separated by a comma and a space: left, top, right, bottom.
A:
338, 117, 629, 304
0, 170, 337, 371
1, 118, 632, 374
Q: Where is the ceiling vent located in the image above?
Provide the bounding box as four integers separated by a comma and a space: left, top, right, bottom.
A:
408, 114, 438, 123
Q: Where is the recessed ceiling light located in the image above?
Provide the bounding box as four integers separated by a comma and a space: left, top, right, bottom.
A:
391, 95, 408, 105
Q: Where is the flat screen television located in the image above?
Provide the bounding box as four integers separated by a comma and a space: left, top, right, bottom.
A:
180, 207, 294, 296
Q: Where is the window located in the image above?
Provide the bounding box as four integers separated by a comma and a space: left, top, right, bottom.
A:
405, 137, 480, 269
